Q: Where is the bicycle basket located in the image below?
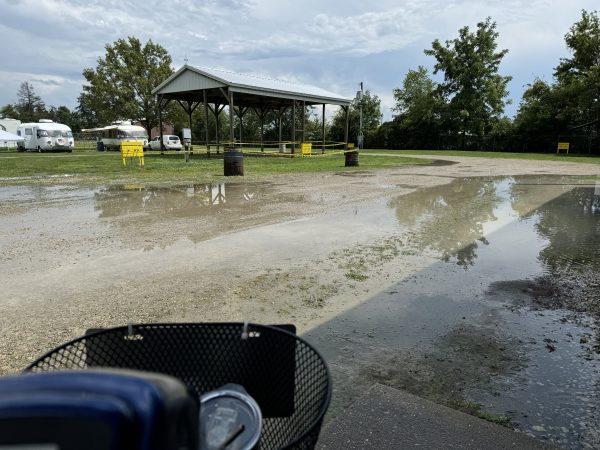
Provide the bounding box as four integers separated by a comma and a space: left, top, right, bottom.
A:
25, 322, 331, 450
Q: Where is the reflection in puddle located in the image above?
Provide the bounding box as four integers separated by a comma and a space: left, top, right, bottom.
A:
307, 175, 600, 448
96, 183, 262, 219
389, 176, 600, 273
90, 182, 309, 249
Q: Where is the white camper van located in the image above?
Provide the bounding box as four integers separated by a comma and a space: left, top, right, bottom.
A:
17, 120, 74, 152
82, 122, 148, 151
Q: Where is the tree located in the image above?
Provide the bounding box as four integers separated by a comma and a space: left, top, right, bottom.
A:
555, 10, 600, 135
329, 90, 382, 147
75, 93, 100, 130
0, 104, 19, 119
16, 81, 47, 122
425, 18, 512, 140
514, 10, 600, 152
393, 66, 440, 119
82, 36, 174, 137
392, 66, 444, 148
514, 79, 568, 136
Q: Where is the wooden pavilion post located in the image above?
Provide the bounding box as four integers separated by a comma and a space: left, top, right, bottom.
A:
344, 105, 349, 149
215, 104, 220, 154
228, 89, 235, 145
292, 100, 296, 156
278, 107, 283, 150
322, 104, 326, 154
187, 100, 193, 155
301, 100, 306, 145
260, 107, 264, 152
203, 91, 210, 157
158, 94, 166, 155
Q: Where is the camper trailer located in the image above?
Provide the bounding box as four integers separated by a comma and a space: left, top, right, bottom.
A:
16, 120, 74, 152
83, 122, 148, 151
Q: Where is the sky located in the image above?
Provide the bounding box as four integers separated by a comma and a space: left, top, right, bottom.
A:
0, 0, 597, 122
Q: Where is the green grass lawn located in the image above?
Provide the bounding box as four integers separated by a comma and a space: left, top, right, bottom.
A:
0, 148, 430, 186
2, 147, 598, 186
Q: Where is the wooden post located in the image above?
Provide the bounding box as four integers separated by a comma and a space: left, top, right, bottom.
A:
292, 100, 296, 156
260, 106, 265, 152
187, 100, 193, 155
344, 105, 349, 149
158, 94, 164, 155
301, 100, 306, 145
215, 104, 220, 153
228, 89, 234, 146
278, 107, 283, 148
203, 90, 210, 157
322, 103, 326, 154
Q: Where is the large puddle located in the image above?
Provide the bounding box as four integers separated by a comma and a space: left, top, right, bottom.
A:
305, 176, 600, 448
1, 175, 600, 448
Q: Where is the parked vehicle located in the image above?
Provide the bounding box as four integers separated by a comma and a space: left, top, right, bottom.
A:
83, 121, 148, 151
149, 134, 183, 151
16, 120, 74, 152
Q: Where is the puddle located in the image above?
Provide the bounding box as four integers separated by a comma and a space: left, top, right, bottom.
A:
2, 175, 600, 447
305, 175, 600, 448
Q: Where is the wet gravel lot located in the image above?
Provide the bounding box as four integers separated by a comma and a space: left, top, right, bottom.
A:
1, 155, 599, 448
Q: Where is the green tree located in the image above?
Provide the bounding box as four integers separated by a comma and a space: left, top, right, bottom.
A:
15, 81, 47, 122
514, 79, 568, 137
82, 36, 174, 137
555, 10, 600, 134
393, 66, 440, 120
46, 105, 79, 130
392, 66, 444, 148
0, 104, 19, 119
75, 93, 100, 130
329, 90, 382, 148
514, 10, 600, 152
425, 18, 512, 140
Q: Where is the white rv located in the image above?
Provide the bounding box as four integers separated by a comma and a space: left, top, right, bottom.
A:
83, 122, 148, 151
16, 120, 74, 152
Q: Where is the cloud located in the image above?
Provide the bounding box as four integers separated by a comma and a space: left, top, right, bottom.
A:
1, 0, 598, 117
0, 70, 82, 108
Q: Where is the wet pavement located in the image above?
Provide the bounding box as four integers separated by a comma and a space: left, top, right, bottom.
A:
305, 176, 600, 449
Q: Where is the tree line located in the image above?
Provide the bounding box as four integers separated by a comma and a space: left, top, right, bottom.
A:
1, 10, 598, 153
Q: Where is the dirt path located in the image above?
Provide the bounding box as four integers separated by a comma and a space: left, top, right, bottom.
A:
1, 155, 598, 373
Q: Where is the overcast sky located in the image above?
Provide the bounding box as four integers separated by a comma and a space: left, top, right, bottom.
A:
0, 0, 597, 121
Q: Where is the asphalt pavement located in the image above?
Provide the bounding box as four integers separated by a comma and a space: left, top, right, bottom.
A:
318, 384, 558, 449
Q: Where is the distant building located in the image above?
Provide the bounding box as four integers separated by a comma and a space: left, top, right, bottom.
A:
150, 122, 174, 139
0, 118, 21, 148
0, 118, 21, 134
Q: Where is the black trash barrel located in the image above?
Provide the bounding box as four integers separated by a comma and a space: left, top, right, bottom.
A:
224, 147, 244, 176
96, 141, 105, 152
345, 150, 359, 167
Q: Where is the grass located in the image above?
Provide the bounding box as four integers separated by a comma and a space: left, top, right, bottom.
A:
0, 147, 430, 186
1, 146, 598, 186
448, 400, 512, 427
344, 271, 369, 282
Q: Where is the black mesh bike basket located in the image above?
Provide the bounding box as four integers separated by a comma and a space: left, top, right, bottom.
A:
25, 322, 331, 450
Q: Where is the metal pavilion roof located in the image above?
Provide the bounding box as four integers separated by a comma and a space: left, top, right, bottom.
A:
152, 64, 352, 107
